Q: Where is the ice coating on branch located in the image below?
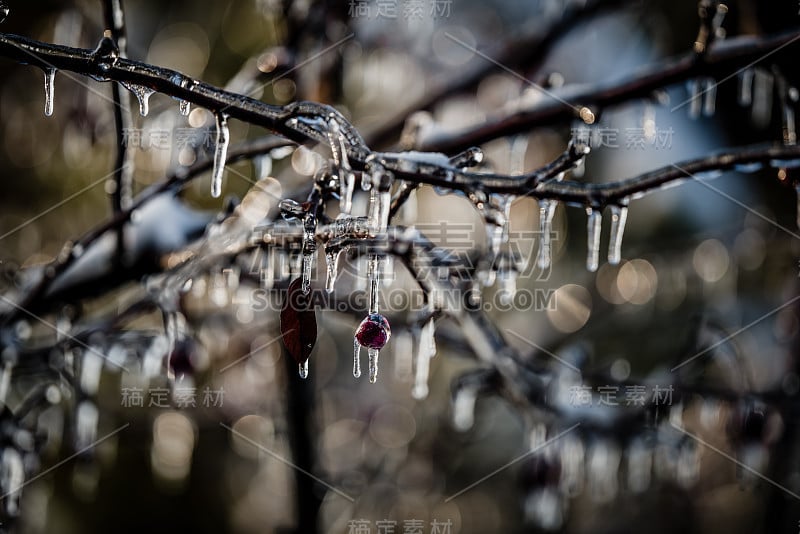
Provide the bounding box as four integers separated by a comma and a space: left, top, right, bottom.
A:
211, 112, 230, 198
43, 68, 55, 117
607, 205, 628, 265
120, 81, 154, 117
585, 207, 602, 272
537, 199, 557, 269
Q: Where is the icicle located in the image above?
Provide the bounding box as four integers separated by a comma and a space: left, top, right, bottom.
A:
368, 348, 379, 383
795, 184, 800, 230
367, 167, 392, 234
412, 317, 435, 399
626, 438, 652, 493
339, 172, 355, 214
559, 434, 585, 497
676, 441, 700, 488
325, 249, 341, 293
0, 360, 13, 405
43, 68, 55, 117
412, 340, 431, 399
179, 99, 191, 116
353, 338, 361, 378
498, 268, 517, 305
587, 441, 620, 503
607, 204, 628, 265
260, 249, 275, 289
702, 79, 717, 116
298, 359, 308, 379
421, 316, 436, 357
211, 112, 230, 198
752, 69, 773, 127
782, 92, 796, 146
301, 253, 313, 295
687, 79, 702, 119
585, 207, 601, 272
1, 448, 24, 517
738, 69, 754, 106
537, 199, 557, 269
452, 386, 478, 431
524, 490, 563, 531
120, 81, 154, 117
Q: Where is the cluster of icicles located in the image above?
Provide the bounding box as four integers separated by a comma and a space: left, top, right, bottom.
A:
36, 34, 800, 387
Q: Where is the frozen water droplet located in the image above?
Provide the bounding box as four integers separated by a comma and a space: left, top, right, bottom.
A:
452, 386, 477, 431
325, 249, 342, 293
586, 207, 601, 272
607, 205, 628, 265
0, 2, 9, 24
738, 69, 754, 106
368, 348, 380, 383
179, 99, 191, 116
120, 82, 154, 117
211, 112, 230, 198
43, 68, 55, 117
537, 199, 557, 269
353, 338, 362, 378
298, 360, 308, 379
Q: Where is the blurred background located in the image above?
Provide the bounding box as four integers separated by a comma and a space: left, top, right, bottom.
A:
0, 0, 799, 533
